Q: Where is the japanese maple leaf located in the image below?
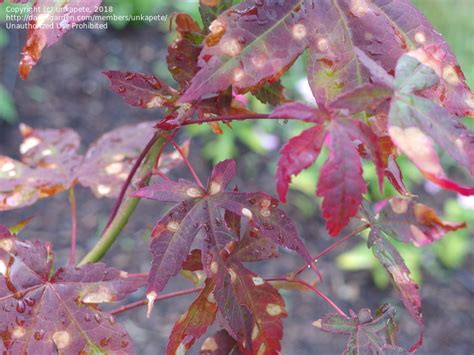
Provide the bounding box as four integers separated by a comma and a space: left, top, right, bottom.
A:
212, 258, 286, 354
167, 280, 218, 355
19, 0, 102, 79
314, 305, 409, 354
179, 0, 473, 118
0, 123, 187, 208
375, 198, 466, 247
355, 49, 474, 195
272, 104, 374, 236
133, 160, 313, 301
200, 329, 240, 355
368, 228, 423, 352
0, 229, 147, 354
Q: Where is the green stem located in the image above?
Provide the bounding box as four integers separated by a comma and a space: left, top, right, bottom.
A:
78, 135, 167, 266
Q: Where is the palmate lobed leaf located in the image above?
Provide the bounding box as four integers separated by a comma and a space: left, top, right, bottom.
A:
180, 0, 473, 118
0, 228, 147, 354
134, 159, 313, 297
213, 260, 287, 355
376, 198, 466, 247
0, 123, 187, 209
368, 229, 422, 352
103, 71, 179, 109
19, 0, 102, 79
200, 329, 240, 355
167, 280, 218, 354
314, 304, 408, 354
273, 102, 391, 236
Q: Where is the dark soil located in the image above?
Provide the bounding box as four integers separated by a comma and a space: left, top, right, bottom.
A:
0, 23, 473, 355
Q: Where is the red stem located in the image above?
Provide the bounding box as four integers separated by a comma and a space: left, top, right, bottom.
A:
110, 286, 203, 316
268, 277, 348, 318
294, 224, 370, 276
153, 131, 177, 171
179, 113, 302, 126
171, 139, 205, 190
101, 133, 160, 235
68, 187, 77, 265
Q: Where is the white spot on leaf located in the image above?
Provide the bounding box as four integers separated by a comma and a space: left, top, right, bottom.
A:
241, 208, 253, 219
53, 331, 71, 349
20, 137, 41, 154
167, 221, 180, 232
292, 24, 307, 40
186, 187, 203, 198
252, 276, 265, 286
266, 303, 282, 316
97, 184, 112, 196
209, 181, 221, 195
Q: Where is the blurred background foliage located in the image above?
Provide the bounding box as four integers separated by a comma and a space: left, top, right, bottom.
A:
0, 0, 473, 287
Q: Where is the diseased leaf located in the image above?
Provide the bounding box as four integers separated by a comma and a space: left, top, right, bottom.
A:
200, 0, 235, 30
314, 304, 408, 354
167, 280, 218, 355
0, 125, 82, 211
376, 198, 466, 247
19, 0, 101, 79
252, 81, 287, 106
347, 2, 474, 117
103, 71, 178, 108
331, 83, 393, 114
388, 94, 474, 195
394, 54, 439, 94
317, 121, 367, 236
133, 160, 314, 299
0, 232, 147, 354
180, 0, 307, 102
0, 123, 184, 208
369, 229, 423, 352
213, 261, 286, 354
77, 123, 187, 198
200, 329, 240, 355
168, 14, 204, 90
270, 102, 326, 122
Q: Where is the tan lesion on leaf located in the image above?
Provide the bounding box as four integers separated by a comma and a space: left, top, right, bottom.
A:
389, 198, 409, 214
19, 137, 41, 155
233, 68, 245, 82
266, 303, 283, 316
350, 0, 370, 17
414, 31, 426, 44
0, 259, 7, 276
82, 286, 114, 304
186, 187, 203, 198
292, 23, 307, 41
52, 330, 71, 350
201, 337, 219, 352
0, 160, 16, 174
442, 65, 460, 85
0, 238, 13, 252
252, 324, 259, 340
167, 221, 180, 232
221, 38, 242, 57
209, 181, 221, 195
12, 326, 26, 339
97, 184, 112, 196
257, 343, 266, 355
105, 162, 124, 175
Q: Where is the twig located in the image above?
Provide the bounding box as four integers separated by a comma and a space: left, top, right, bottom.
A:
110, 286, 203, 316
267, 277, 348, 318
101, 133, 160, 233
78, 134, 168, 266
294, 224, 370, 276
68, 187, 77, 266
171, 139, 205, 190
